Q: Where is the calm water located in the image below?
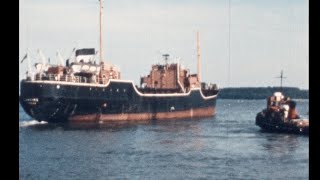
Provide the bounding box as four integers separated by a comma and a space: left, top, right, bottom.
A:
19, 99, 309, 179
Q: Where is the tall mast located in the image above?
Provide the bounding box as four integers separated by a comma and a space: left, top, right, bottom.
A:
197, 31, 201, 83
26, 25, 31, 75
276, 70, 286, 92
27, 49, 31, 74
280, 70, 283, 88
99, 0, 103, 65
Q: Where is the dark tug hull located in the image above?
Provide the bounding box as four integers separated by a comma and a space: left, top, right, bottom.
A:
20, 80, 217, 123
256, 110, 309, 135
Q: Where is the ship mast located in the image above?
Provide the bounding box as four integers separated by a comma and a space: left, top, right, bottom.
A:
276, 70, 286, 92
197, 31, 201, 83
99, 0, 103, 65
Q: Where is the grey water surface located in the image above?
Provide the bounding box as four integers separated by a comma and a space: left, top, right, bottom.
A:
19, 99, 309, 179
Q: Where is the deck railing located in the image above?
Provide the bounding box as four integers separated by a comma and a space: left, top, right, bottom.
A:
32, 74, 110, 84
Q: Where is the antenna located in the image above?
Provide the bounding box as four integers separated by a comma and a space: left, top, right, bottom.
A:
26, 25, 32, 76
92, 50, 99, 63
26, 49, 31, 76
276, 70, 286, 92
65, 48, 75, 64
37, 49, 46, 72
163, 54, 169, 64
57, 51, 64, 66
38, 49, 46, 65
197, 31, 201, 82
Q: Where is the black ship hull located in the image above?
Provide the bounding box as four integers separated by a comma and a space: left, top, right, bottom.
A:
20, 80, 217, 123
256, 110, 308, 135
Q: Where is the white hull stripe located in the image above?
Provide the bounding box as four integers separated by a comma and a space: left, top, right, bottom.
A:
24, 79, 218, 100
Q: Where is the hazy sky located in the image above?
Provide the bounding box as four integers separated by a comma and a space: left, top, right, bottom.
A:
19, 0, 308, 89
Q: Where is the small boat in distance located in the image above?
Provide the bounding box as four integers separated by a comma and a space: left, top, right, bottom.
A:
255, 91, 309, 135
19, 1, 219, 123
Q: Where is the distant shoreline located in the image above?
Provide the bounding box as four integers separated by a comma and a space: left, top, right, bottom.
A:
218, 87, 309, 99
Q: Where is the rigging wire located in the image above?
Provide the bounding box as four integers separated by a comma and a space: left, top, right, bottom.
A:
226, 0, 231, 175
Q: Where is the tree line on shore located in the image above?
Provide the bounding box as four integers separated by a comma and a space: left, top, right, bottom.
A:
218, 87, 308, 99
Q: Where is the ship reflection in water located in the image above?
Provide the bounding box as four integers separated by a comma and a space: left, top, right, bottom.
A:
20, 118, 207, 151
262, 134, 300, 157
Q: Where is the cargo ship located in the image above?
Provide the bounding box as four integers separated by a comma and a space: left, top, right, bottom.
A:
19, 1, 219, 123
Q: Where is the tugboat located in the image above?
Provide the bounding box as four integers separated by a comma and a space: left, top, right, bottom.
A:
19, 1, 219, 123
255, 91, 309, 135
